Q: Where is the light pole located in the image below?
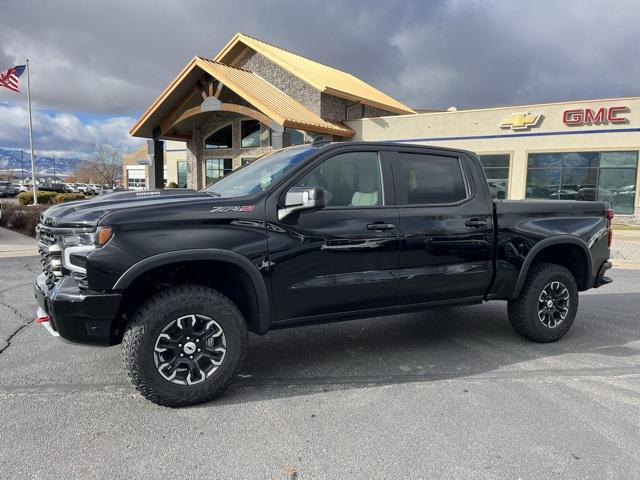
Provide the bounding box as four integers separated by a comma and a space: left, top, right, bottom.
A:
0, 156, 11, 181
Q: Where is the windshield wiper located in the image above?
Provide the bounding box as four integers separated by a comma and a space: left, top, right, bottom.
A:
206, 191, 222, 198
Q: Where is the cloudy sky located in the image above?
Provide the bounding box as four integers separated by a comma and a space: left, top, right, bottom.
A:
1, 0, 639, 157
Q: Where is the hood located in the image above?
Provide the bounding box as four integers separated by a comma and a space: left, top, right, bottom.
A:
40, 189, 211, 227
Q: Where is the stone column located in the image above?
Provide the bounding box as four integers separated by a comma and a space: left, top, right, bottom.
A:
186, 137, 202, 190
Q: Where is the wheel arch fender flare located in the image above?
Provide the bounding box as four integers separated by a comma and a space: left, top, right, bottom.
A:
113, 249, 272, 333
511, 235, 593, 300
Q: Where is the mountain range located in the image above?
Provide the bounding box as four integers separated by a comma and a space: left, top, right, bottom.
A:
0, 148, 83, 178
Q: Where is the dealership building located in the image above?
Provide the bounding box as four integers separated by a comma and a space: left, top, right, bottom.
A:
122, 140, 187, 190
130, 33, 639, 219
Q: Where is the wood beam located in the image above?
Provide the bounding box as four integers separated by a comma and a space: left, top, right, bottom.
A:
196, 80, 208, 100
166, 101, 283, 134
159, 85, 200, 136
214, 81, 224, 98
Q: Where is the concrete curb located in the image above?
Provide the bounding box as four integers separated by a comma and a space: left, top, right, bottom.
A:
0, 249, 39, 258
611, 260, 640, 269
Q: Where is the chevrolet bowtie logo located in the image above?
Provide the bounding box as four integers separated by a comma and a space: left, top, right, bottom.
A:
500, 112, 542, 131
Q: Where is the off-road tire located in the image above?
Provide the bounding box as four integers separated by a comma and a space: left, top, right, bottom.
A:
122, 285, 247, 407
508, 262, 579, 342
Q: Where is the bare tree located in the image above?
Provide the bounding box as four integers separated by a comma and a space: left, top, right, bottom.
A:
75, 163, 96, 183
85, 145, 122, 187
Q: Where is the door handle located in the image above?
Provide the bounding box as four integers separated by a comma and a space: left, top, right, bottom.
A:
367, 222, 395, 231
465, 219, 487, 228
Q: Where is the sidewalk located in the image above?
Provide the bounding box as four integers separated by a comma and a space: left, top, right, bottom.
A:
611, 228, 640, 269
0, 227, 39, 258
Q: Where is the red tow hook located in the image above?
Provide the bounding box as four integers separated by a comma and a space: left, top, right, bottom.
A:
36, 307, 59, 337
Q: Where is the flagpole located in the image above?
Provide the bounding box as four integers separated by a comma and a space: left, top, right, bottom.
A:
25, 58, 37, 205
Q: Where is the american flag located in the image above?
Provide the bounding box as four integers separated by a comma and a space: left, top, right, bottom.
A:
0, 65, 26, 93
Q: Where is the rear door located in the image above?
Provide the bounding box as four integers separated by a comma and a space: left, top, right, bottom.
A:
266, 147, 399, 321
390, 147, 494, 305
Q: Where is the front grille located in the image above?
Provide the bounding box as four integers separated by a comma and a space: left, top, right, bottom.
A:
36, 224, 63, 290
72, 272, 88, 290
36, 223, 93, 290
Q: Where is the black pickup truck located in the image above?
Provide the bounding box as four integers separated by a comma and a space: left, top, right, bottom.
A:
33, 142, 613, 406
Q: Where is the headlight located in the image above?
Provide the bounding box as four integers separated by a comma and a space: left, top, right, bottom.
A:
60, 232, 95, 247
58, 226, 113, 248
58, 226, 113, 273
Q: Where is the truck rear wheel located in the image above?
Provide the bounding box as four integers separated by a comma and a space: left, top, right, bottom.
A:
507, 262, 578, 342
122, 285, 247, 407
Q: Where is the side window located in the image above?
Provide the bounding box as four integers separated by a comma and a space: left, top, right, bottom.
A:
295, 151, 382, 207
394, 152, 467, 205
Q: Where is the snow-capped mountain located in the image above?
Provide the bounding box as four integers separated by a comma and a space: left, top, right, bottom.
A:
0, 148, 83, 178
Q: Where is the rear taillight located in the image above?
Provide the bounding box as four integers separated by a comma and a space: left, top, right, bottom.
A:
606, 208, 614, 247
606, 208, 615, 221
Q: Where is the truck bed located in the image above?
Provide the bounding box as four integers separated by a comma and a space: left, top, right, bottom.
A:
488, 199, 610, 300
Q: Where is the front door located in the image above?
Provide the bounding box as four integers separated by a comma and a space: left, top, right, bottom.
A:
390, 148, 494, 305
266, 148, 399, 322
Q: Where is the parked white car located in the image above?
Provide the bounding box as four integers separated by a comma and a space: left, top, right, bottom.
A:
74, 183, 92, 195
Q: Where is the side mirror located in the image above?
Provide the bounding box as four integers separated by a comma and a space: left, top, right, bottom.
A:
278, 187, 325, 220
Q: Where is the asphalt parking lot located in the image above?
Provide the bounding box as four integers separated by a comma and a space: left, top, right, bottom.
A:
1, 255, 639, 479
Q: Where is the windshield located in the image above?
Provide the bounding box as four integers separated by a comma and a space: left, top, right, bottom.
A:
202, 145, 317, 198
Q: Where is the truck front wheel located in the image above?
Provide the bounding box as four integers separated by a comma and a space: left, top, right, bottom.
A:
122, 285, 247, 407
507, 262, 579, 342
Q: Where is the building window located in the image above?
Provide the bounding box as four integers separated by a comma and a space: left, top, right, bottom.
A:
177, 161, 187, 188
127, 178, 146, 189
283, 128, 306, 147
526, 151, 638, 214
241, 120, 261, 148
204, 124, 233, 149
479, 154, 510, 199
241, 158, 256, 166
205, 158, 233, 186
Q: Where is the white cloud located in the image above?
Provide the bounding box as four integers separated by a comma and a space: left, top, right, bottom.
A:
0, 103, 143, 157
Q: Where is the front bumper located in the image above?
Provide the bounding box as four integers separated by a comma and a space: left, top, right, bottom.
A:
34, 273, 123, 346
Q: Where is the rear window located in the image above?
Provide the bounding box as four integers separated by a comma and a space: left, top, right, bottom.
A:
394, 152, 467, 205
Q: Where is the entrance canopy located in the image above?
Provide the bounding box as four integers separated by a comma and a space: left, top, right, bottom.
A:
129, 32, 416, 190
130, 56, 354, 141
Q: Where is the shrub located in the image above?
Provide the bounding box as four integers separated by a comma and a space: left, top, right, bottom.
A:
167, 182, 178, 188
0, 202, 9, 227
0, 202, 48, 237
54, 193, 86, 204
17, 190, 58, 206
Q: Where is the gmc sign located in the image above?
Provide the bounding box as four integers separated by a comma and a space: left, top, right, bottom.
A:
563, 106, 628, 126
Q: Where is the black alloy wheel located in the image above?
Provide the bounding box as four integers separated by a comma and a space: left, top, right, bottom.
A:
122, 285, 247, 407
